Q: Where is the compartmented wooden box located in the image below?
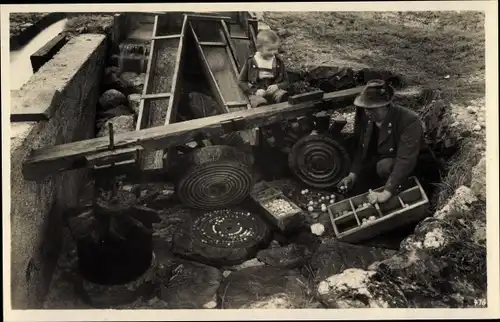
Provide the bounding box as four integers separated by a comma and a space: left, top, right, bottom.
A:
250, 181, 304, 231
327, 176, 429, 243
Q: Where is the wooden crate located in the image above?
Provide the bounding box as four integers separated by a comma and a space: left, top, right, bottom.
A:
250, 181, 304, 231
328, 176, 429, 243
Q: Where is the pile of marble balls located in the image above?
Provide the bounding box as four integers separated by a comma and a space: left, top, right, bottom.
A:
299, 188, 336, 213
264, 198, 297, 217
361, 216, 377, 225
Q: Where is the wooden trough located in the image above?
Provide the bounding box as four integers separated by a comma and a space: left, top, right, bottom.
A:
328, 176, 430, 243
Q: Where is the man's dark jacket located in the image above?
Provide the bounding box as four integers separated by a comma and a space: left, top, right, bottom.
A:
350, 103, 424, 194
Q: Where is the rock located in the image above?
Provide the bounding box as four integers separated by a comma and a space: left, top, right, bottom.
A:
96, 115, 135, 137
470, 158, 486, 201
160, 260, 221, 309
466, 106, 476, 114
203, 300, 217, 309
98, 89, 127, 111
276, 27, 291, 37
316, 268, 408, 308
97, 104, 133, 123
306, 66, 357, 92
310, 223, 325, 236
473, 124, 482, 131
218, 266, 319, 309
232, 258, 265, 271
120, 72, 146, 93
461, 130, 472, 138
307, 239, 396, 282
222, 270, 232, 278
138, 182, 176, 209
103, 68, 130, 94
128, 93, 141, 115
434, 186, 478, 220
256, 243, 312, 268
400, 217, 452, 251
188, 92, 220, 118
153, 206, 193, 246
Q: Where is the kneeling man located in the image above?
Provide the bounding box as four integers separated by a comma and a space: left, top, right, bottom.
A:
337, 79, 425, 204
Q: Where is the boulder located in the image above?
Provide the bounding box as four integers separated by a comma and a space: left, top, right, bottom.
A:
470, 157, 486, 201
96, 115, 135, 137
98, 89, 127, 111
120, 72, 146, 94
256, 243, 312, 269
128, 93, 142, 115
218, 266, 321, 309
307, 239, 396, 282
96, 105, 134, 128
159, 260, 222, 309
316, 268, 408, 308
231, 258, 265, 271
433, 186, 477, 220
188, 92, 220, 119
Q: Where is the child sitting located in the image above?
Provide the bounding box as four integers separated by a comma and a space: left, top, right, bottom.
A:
238, 29, 290, 108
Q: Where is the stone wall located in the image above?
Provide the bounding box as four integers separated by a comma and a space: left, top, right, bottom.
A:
9, 34, 107, 309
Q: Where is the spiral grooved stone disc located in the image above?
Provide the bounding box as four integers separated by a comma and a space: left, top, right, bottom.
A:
288, 134, 350, 189
172, 209, 272, 267
176, 146, 254, 210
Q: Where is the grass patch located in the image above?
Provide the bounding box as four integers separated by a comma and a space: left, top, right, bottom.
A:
263, 11, 485, 106
434, 137, 483, 207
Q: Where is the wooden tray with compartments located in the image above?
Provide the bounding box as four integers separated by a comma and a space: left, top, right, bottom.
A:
328, 176, 430, 243
250, 181, 304, 231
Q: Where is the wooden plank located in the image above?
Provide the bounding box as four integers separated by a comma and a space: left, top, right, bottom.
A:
137, 14, 187, 171
162, 15, 189, 170
30, 32, 68, 73
85, 146, 142, 168
189, 21, 227, 112
231, 35, 249, 40
136, 15, 159, 130
185, 13, 232, 21
10, 89, 62, 122
142, 92, 172, 100
23, 87, 363, 180
152, 34, 181, 40
288, 90, 325, 105
199, 41, 226, 47
220, 20, 241, 72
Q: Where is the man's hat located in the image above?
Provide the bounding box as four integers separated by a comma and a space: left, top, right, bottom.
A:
354, 79, 395, 109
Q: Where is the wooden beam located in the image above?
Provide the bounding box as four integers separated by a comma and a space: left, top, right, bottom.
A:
10, 89, 62, 122
22, 87, 363, 180
152, 34, 181, 40
199, 41, 226, 47
184, 14, 232, 21
141, 93, 172, 100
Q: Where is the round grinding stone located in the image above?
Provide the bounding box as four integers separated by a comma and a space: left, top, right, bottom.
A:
172, 209, 272, 267
176, 146, 254, 210
288, 134, 350, 189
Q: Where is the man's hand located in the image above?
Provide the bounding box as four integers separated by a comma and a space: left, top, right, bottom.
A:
337, 173, 357, 192
367, 189, 392, 204
256, 89, 266, 97
266, 84, 279, 94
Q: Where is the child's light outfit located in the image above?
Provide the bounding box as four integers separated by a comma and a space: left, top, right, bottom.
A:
238, 52, 290, 108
